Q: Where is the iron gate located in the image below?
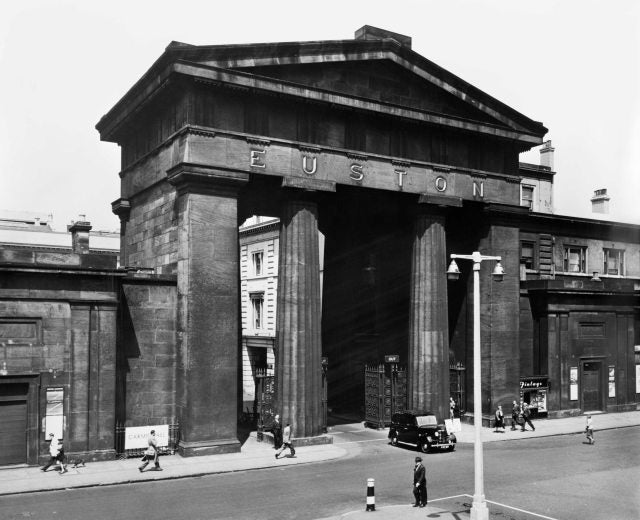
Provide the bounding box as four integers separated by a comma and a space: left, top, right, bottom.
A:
255, 363, 328, 440
364, 363, 407, 429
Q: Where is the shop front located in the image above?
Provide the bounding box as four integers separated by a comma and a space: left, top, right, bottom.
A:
520, 376, 549, 418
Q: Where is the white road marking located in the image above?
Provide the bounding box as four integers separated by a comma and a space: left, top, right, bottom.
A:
430, 494, 562, 520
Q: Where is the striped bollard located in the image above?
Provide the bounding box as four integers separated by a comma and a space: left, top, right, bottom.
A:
366, 478, 375, 511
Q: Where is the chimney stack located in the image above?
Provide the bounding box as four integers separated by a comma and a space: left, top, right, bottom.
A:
540, 140, 555, 170
68, 215, 92, 254
591, 189, 610, 214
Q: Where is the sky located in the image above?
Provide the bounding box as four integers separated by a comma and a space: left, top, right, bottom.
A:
1, 0, 638, 232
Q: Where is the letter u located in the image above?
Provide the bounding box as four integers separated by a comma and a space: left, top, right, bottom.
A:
302, 156, 317, 175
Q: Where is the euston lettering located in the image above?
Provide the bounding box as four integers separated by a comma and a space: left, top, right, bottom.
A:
250, 150, 266, 169
302, 156, 317, 175
350, 163, 364, 181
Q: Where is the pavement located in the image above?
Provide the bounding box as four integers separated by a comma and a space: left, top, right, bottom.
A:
0, 410, 638, 520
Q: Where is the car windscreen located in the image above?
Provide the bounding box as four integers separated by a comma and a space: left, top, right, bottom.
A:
415, 415, 438, 427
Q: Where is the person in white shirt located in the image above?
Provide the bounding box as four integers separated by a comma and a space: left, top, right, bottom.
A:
275, 422, 296, 459
585, 415, 594, 444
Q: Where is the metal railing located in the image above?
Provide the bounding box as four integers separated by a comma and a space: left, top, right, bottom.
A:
114, 421, 180, 459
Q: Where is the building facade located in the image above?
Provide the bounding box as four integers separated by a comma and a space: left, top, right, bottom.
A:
1, 26, 637, 466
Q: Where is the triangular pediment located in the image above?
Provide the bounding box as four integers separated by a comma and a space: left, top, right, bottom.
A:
98, 29, 547, 143
162, 34, 546, 136
235, 60, 503, 128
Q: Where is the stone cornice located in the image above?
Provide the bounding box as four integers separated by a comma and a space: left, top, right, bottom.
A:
166, 162, 249, 196
111, 198, 131, 221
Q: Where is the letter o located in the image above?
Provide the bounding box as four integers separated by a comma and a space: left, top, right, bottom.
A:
435, 176, 447, 192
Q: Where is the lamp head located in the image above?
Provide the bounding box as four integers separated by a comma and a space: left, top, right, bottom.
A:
492, 261, 505, 282
446, 259, 460, 281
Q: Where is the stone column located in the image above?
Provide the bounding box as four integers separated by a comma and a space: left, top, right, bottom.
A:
276, 195, 323, 438
478, 223, 520, 416
407, 209, 450, 420
168, 163, 248, 456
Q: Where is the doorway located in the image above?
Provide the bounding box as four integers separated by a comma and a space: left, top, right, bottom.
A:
0, 383, 29, 465
581, 361, 603, 412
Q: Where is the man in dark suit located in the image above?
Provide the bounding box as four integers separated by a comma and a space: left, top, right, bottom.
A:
412, 456, 427, 507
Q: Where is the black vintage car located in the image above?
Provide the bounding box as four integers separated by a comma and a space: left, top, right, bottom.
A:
388, 411, 456, 453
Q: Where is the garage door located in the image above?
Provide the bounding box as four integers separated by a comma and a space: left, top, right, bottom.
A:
0, 400, 27, 465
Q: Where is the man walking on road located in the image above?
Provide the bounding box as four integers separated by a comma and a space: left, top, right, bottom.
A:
511, 400, 520, 431
139, 429, 161, 472
275, 422, 296, 459
41, 433, 67, 473
520, 400, 535, 431
412, 456, 427, 508
269, 414, 282, 450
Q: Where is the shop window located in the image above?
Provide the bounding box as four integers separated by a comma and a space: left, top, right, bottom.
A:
250, 292, 264, 330
252, 250, 264, 277
563, 246, 587, 273
520, 241, 536, 269
45, 387, 64, 439
603, 248, 624, 276
521, 185, 534, 209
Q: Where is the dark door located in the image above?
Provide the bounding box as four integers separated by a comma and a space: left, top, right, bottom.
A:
0, 400, 28, 465
582, 362, 602, 412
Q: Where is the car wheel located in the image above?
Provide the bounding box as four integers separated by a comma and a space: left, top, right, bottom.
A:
390, 434, 398, 446
448, 444, 455, 452
420, 442, 430, 453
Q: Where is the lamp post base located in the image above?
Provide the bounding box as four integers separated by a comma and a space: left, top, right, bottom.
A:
470, 497, 489, 520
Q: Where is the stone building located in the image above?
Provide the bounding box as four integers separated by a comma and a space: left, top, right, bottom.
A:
1, 26, 638, 466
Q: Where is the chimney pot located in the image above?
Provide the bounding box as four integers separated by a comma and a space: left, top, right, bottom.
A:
540, 140, 555, 170
591, 188, 610, 214
67, 218, 92, 254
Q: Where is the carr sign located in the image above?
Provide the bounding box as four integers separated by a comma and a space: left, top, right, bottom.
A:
124, 425, 169, 450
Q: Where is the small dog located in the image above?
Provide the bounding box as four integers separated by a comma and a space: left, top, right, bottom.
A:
67, 458, 86, 468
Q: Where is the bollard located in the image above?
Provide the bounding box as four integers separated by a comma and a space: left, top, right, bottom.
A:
366, 477, 375, 511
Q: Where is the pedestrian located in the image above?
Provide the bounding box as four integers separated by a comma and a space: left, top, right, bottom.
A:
275, 422, 296, 459
494, 405, 505, 432
449, 397, 456, 420
585, 415, 595, 445
55, 438, 67, 474
412, 456, 427, 508
520, 400, 535, 431
511, 400, 520, 431
268, 414, 283, 450
41, 433, 66, 473
138, 429, 161, 472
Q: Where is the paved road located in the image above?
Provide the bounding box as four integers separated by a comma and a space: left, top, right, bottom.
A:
0, 425, 637, 520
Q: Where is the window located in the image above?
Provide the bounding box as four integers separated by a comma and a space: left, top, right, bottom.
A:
521, 241, 536, 269
250, 293, 264, 329
563, 246, 587, 273
521, 185, 534, 209
252, 251, 264, 277
603, 248, 624, 276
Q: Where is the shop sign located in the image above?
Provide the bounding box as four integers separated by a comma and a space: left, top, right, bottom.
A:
520, 377, 548, 390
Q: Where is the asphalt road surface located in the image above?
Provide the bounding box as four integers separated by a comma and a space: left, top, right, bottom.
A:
0, 425, 638, 520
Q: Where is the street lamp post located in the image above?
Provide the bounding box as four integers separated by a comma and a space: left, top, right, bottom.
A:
446, 251, 504, 520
